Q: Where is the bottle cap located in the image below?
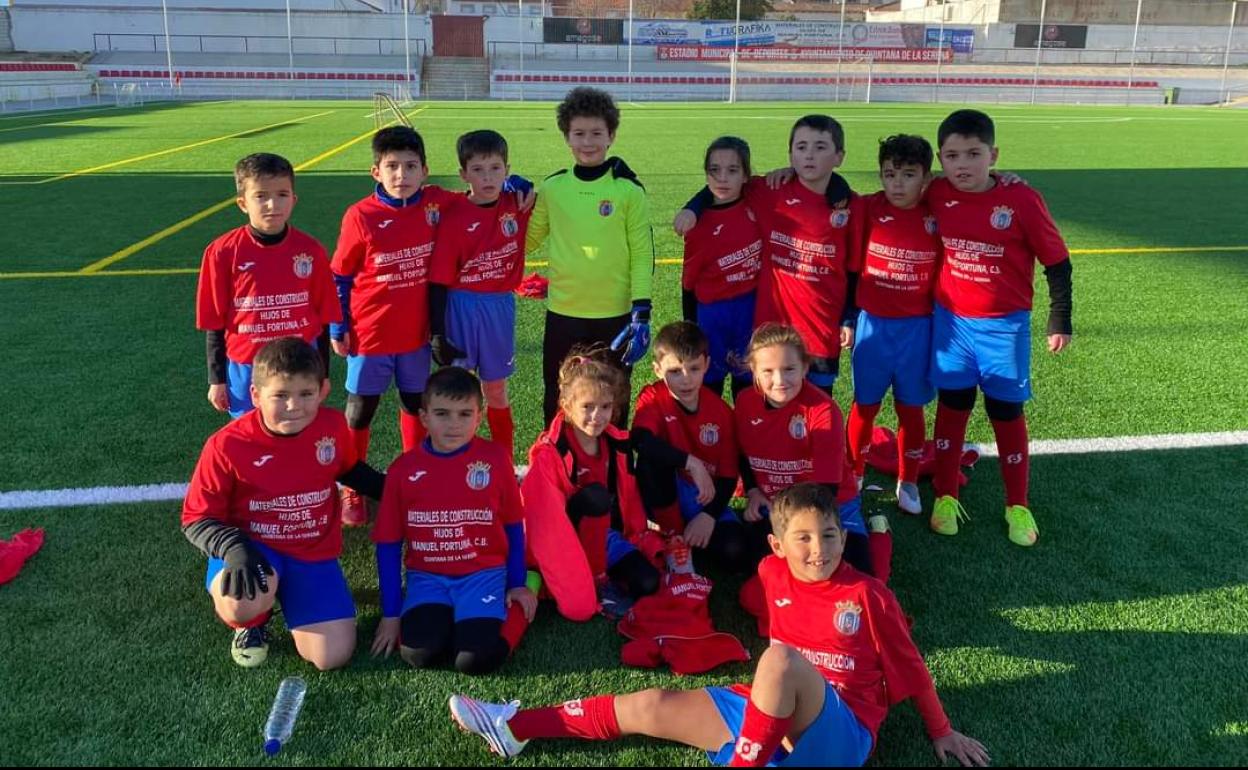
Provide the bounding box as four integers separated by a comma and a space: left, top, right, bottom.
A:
264, 739, 282, 757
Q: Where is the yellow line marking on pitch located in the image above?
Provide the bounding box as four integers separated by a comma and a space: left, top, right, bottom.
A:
72, 107, 427, 275
0, 110, 336, 185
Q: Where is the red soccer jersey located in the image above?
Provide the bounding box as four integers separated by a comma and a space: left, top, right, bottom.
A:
926, 176, 1069, 317
681, 198, 764, 304
734, 385, 844, 497
633, 382, 738, 480
195, 225, 340, 364
857, 192, 941, 318
372, 437, 522, 575
181, 408, 356, 562
758, 555, 937, 741
331, 185, 459, 355
430, 194, 531, 293
748, 177, 865, 358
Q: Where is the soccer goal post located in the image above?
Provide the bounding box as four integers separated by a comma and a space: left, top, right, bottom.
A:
373, 90, 413, 130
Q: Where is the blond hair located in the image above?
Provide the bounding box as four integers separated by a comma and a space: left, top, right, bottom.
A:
745, 323, 809, 370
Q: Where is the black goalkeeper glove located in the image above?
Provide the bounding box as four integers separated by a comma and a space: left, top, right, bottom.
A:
219, 540, 274, 600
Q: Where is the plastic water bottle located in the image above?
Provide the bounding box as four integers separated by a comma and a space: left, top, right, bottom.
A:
263, 676, 307, 757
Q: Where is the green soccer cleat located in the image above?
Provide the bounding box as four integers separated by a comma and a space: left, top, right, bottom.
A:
1005, 505, 1039, 547
231, 625, 270, 668
929, 495, 968, 536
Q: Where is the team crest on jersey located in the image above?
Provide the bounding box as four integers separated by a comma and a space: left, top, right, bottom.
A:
990, 206, 1014, 230
466, 461, 492, 490
598, 200, 614, 217
829, 207, 851, 229
924, 215, 938, 235
292, 253, 314, 279
315, 436, 336, 466
425, 204, 441, 226
500, 212, 519, 237
834, 600, 863, 636
789, 414, 807, 440
699, 423, 720, 446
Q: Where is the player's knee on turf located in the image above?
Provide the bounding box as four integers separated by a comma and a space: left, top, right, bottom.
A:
210, 571, 278, 625
344, 393, 381, 429
451, 619, 509, 675
983, 396, 1024, 421
398, 390, 423, 416
400, 604, 454, 667
294, 620, 356, 671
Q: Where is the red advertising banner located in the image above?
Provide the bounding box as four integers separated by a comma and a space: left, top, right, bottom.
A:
657, 45, 952, 63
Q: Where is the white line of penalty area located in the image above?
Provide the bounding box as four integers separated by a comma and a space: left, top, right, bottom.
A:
2, 431, 1245, 512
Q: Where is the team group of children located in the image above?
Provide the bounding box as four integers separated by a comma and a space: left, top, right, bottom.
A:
183, 85, 1073, 766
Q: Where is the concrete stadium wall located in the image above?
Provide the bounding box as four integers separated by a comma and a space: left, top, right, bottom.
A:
9, 5, 431, 55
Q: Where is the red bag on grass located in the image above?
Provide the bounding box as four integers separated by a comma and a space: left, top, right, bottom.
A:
0, 528, 45, 586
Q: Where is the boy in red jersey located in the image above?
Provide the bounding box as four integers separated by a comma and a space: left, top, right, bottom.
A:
370, 366, 535, 674
428, 130, 532, 461
845, 135, 942, 516
448, 483, 989, 767
631, 322, 748, 574
181, 338, 384, 669
196, 153, 340, 418
329, 126, 461, 525
925, 110, 1073, 547
676, 116, 862, 396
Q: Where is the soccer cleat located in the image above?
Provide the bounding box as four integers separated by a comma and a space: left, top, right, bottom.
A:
448, 694, 528, 759
867, 514, 891, 534
929, 495, 968, 536
896, 482, 922, 516
231, 625, 269, 668
340, 486, 367, 528
1005, 505, 1039, 547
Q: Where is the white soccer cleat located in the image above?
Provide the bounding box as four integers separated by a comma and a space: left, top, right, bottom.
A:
896, 481, 922, 515
448, 694, 528, 759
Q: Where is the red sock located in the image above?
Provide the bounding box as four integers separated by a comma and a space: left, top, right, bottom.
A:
868, 530, 893, 584
223, 610, 270, 630
932, 403, 972, 498
348, 426, 371, 463
728, 701, 792, 767
508, 695, 620, 742
399, 410, 425, 453
895, 404, 927, 484
846, 402, 880, 477
500, 601, 529, 652
487, 405, 515, 460
991, 415, 1030, 507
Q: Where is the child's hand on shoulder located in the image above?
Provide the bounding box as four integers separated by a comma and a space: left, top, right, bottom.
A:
331, 332, 352, 357
507, 586, 538, 622
765, 167, 795, 189
673, 209, 697, 236
371, 616, 401, 658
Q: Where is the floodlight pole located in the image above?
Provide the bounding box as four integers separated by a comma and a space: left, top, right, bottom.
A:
1220, 0, 1238, 103
627, 0, 634, 102
286, 0, 295, 92
935, 0, 946, 102
403, 0, 413, 101
1030, 0, 1047, 105
1126, 0, 1142, 104
835, 0, 847, 101
161, 0, 174, 90
518, 0, 525, 101
731, 0, 741, 103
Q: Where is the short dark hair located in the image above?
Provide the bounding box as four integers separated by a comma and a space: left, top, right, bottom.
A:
423, 366, 484, 407
878, 134, 934, 173
789, 115, 845, 154
556, 87, 620, 137
252, 337, 324, 385
771, 482, 841, 538
234, 152, 294, 195
652, 321, 709, 362
704, 136, 752, 178
938, 109, 995, 149
372, 126, 426, 166
457, 129, 509, 168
